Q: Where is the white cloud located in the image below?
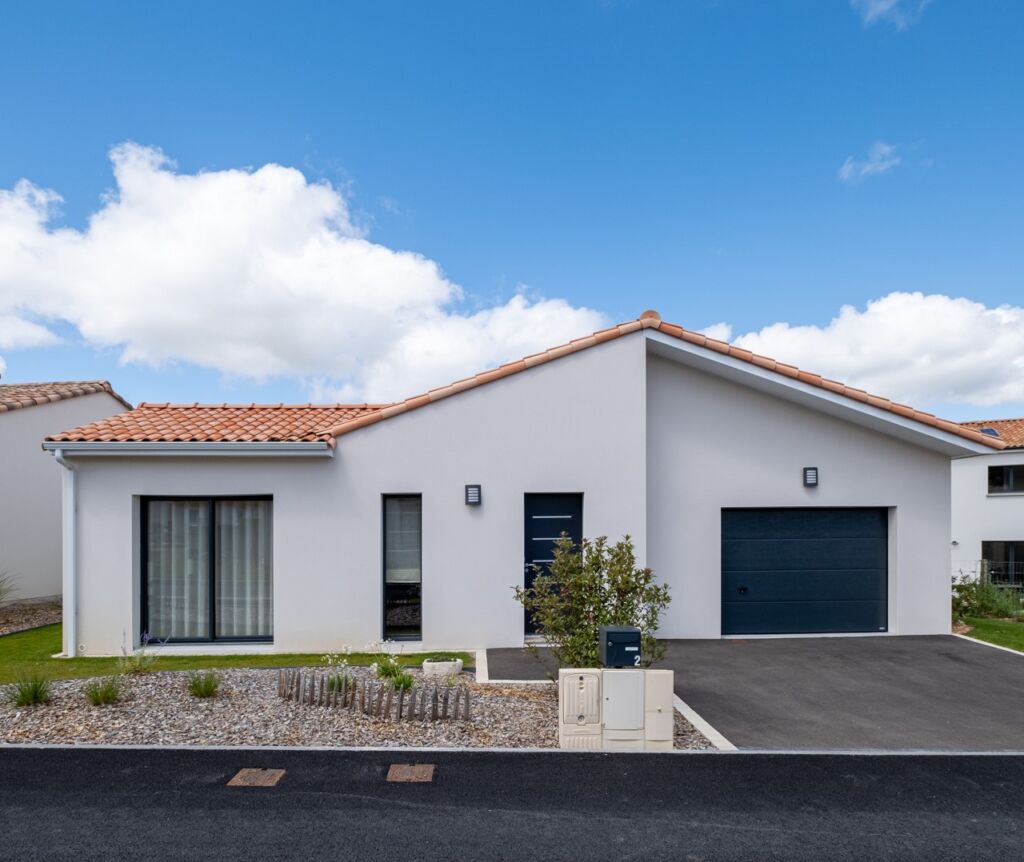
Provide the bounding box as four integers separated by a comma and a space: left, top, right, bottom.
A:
0, 143, 606, 402
838, 141, 902, 183
697, 322, 733, 342
714, 292, 1024, 408
851, 0, 932, 30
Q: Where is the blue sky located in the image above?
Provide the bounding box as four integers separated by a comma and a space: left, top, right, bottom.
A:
0, 0, 1021, 419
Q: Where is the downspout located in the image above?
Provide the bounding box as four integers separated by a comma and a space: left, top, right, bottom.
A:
53, 449, 77, 658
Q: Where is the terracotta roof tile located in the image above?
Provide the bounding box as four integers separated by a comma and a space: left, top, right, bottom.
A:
960, 418, 1024, 449
46, 403, 386, 445
45, 312, 1006, 451
0, 381, 130, 413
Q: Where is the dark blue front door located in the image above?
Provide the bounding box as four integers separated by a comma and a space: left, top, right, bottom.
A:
524, 493, 583, 634
722, 508, 888, 635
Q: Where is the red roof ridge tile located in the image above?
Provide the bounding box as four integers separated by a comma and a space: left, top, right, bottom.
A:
43, 313, 1006, 451
321, 312, 1006, 451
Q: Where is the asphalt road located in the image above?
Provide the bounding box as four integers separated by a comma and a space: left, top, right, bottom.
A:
1, 747, 1022, 860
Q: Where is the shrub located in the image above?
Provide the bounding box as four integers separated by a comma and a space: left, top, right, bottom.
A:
7, 672, 52, 707
83, 676, 123, 706
371, 650, 404, 681
390, 670, 414, 691
952, 575, 1024, 623
514, 534, 671, 669
422, 652, 459, 663
117, 631, 162, 675
186, 670, 221, 698
326, 672, 351, 693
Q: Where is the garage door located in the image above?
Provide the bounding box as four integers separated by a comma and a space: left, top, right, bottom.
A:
722, 508, 888, 635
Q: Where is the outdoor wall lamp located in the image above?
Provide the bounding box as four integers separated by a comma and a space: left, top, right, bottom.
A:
465, 484, 482, 505
803, 467, 819, 488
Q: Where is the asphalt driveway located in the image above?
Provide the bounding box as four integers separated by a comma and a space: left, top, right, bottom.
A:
488, 635, 1024, 751
666, 635, 1024, 751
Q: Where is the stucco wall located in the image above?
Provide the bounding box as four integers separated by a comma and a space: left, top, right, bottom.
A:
646, 354, 954, 638
68, 337, 961, 654
0, 392, 127, 601
951, 451, 1024, 576
71, 335, 648, 655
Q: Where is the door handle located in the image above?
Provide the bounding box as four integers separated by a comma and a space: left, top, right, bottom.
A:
737, 586, 749, 595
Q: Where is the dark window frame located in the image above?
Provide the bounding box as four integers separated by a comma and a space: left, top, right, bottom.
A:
140, 495, 273, 645
988, 464, 1024, 494
982, 540, 1024, 586
381, 493, 423, 641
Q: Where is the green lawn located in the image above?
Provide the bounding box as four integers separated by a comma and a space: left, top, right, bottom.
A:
0, 624, 471, 683
963, 617, 1024, 653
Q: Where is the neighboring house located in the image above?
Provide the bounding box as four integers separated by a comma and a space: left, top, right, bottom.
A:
0, 381, 130, 602
43, 311, 1002, 657
952, 418, 1024, 586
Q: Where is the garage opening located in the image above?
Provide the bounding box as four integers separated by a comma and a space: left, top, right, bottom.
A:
721, 508, 888, 636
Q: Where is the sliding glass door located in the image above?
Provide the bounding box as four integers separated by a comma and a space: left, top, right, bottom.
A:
143, 497, 273, 643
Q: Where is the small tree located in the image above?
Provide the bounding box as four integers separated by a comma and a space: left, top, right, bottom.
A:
514, 535, 671, 668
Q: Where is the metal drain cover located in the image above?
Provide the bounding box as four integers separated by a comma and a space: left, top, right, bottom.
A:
386, 763, 435, 783
227, 768, 286, 787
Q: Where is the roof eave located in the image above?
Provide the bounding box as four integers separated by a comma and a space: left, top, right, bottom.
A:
41, 440, 335, 458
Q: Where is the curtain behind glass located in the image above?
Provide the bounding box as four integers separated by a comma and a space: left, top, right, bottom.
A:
384, 496, 421, 584
215, 500, 273, 638
146, 501, 211, 640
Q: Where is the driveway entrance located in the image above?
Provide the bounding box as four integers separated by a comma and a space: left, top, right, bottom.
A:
664, 635, 1024, 750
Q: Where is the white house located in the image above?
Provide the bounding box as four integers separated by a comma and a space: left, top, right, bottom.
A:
952, 418, 1024, 585
43, 312, 1002, 656
0, 381, 129, 601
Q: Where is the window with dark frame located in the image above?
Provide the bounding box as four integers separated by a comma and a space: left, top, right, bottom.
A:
142, 497, 273, 643
988, 464, 1024, 494
982, 541, 1024, 586
383, 495, 422, 640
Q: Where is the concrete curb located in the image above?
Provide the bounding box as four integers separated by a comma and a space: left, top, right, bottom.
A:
673, 693, 737, 751
954, 633, 1024, 657
3, 741, 1023, 756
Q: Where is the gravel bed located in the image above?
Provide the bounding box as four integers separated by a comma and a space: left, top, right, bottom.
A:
0, 667, 712, 750
0, 602, 61, 637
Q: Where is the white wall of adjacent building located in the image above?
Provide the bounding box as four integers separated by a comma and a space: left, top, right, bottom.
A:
0, 393, 127, 602
951, 450, 1024, 578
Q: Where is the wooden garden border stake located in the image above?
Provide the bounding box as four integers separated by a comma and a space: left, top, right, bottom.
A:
430, 687, 439, 721
383, 685, 394, 721
441, 687, 450, 720
406, 687, 417, 721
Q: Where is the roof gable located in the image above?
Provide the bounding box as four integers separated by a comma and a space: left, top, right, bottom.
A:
44, 311, 1005, 452
322, 310, 1005, 451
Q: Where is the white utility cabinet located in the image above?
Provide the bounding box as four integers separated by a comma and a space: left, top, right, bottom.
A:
557, 670, 603, 750
558, 668, 675, 751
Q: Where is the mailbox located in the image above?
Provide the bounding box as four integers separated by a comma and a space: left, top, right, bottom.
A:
599, 625, 642, 668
